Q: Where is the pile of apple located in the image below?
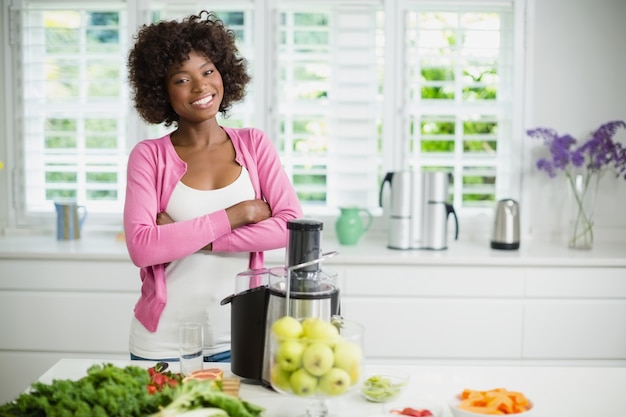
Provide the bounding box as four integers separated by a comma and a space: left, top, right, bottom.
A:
270, 315, 363, 397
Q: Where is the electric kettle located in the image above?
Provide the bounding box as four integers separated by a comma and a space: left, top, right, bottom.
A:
490, 199, 520, 250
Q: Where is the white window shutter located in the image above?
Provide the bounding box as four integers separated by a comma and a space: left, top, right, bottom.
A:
13, 0, 129, 225
327, 4, 381, 209
401, 0, 517, 211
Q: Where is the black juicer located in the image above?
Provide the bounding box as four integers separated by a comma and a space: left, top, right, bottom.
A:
220, 219, 340, 387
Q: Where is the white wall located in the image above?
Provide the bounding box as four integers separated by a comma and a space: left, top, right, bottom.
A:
523, 0, 626, 244
0, 2, 9, 231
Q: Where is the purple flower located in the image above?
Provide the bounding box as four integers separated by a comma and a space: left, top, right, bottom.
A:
527, 120, 626, 180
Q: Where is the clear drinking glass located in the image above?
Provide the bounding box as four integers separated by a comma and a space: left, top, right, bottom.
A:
179, 321, 204, 376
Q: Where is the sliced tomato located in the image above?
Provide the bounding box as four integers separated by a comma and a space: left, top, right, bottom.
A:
189, 368, 224, 380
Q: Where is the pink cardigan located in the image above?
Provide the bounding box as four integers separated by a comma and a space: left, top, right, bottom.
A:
123, 126, 303, 332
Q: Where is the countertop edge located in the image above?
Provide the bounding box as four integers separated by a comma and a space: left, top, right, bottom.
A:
0, 233, 625, 267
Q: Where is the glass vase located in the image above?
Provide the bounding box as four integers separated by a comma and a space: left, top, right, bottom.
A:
567, 173, 598, 249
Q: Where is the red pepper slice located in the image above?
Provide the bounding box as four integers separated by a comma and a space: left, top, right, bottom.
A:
395, 407, 433, 417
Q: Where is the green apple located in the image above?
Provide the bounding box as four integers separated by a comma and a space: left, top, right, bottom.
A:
300, 317, 317, 332
318, 367, 351, 396
302, 318, 339, 343
275, 339, 305, 372
333, 340, 363, 384
301, 342, 335, 376
272, 315, 303, 340
270, 364, 292, 392
289, 368, 318, 396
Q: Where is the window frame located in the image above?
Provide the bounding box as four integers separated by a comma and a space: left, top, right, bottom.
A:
0, 0, 528, 235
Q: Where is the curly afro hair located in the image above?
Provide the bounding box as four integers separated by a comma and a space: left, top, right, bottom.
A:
127, 11, 251, 126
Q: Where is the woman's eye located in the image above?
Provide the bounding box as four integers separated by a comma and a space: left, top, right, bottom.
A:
173, 78, 188, 85
204, 69, 214, 76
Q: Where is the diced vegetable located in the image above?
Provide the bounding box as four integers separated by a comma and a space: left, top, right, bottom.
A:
457, 388, 531, 414
361, 374, 407, 402
389, 406, 434, 416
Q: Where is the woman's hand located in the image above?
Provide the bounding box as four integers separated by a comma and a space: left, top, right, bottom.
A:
156, 211, 175, 226
226, 199, 272, 229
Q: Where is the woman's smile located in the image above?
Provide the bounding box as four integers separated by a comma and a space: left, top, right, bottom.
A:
191, 94, 215, 108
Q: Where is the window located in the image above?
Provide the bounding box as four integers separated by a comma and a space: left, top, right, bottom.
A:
401, 3, 518, 208
276, 2, 382, 210
7, 0, 129, 227
2, 0, 526, 231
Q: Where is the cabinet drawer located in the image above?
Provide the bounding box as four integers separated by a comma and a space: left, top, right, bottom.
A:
341, 266, 525, 297
525, 268, 626, 298
0, 259, 140, 292
341, 298, 523, 359
0, 291, 137, 353
523, 300, 626, 359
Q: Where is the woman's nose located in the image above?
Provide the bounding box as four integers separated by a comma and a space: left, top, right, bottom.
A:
191, 77, 207, 91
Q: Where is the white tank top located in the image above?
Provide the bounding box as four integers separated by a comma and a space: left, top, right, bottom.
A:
129, 167, 254, 360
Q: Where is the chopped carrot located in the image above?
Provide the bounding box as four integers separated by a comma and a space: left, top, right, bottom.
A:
456, 388, 531, 415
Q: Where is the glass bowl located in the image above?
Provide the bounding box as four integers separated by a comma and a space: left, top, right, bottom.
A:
269, 315, 365, 417
360, 372, 410, 403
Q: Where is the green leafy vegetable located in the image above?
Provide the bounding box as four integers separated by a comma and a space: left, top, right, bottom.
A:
0, 363, 264, 417
151, 379, 264, 417
0, 363, 172, 417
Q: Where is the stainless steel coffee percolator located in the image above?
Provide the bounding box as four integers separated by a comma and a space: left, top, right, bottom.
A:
379, 170, 459, 250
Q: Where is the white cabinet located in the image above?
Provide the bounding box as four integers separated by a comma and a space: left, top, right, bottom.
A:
1, 235, 625, 403
336, 266, 526, 361
523, 267, 626, 360
343, 298, 524, 360
0, 258, 140, 404
523, 300, 626, 359
336, 264, 626, 364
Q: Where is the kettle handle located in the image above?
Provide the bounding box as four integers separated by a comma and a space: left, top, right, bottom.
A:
446, 203, 459, 240
379, 171, 394, 207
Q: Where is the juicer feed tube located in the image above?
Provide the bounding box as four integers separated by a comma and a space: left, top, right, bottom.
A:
286, 219, 324, 293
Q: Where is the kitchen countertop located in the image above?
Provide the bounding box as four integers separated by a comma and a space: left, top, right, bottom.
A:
0, 232, 625, 267
36, 358, 626, 417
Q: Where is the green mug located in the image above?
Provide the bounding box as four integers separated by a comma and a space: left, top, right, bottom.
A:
335, 207, 372, 246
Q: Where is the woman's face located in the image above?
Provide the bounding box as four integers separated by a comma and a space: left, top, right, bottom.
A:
165, 50, 224, 124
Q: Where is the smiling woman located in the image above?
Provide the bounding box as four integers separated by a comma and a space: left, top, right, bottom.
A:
123, 10, 303, 366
